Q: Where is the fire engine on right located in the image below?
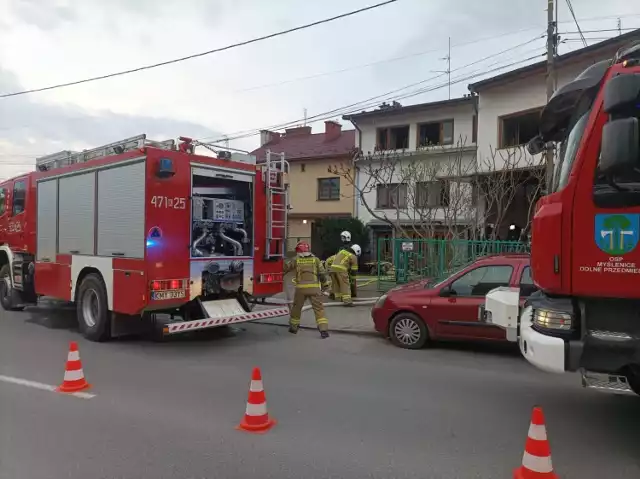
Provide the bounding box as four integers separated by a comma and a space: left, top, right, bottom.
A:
484, 41, 640, 396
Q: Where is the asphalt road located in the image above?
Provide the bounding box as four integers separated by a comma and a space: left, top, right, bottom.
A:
1, 305, 639, 479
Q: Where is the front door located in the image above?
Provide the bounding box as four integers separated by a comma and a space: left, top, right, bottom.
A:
4, 178, 28, 250
433, 264, 514, 340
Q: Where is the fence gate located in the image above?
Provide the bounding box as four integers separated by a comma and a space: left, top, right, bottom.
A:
375, 238, 530, 290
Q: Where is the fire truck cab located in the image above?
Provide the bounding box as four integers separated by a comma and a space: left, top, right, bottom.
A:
0, 134, 290, 341
483, 41, 640, 396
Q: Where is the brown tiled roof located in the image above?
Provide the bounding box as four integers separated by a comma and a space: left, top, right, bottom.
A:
251, 128, 356, 162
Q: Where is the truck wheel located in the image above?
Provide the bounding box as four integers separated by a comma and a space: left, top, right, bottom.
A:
0, 265, 24, 312
76, 274, 110, 342
389, 312, 429, 349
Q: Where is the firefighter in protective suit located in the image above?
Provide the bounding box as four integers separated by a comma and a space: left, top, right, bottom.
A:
284, 241, 330, 338
325, 254, 337, 300
339, 230, 358, 298
330, 244, 361, 306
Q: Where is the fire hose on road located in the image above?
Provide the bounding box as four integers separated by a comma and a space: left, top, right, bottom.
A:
263, 277, 381, 314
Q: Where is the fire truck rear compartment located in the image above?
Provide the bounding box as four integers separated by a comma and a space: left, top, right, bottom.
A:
190, 173, 253, 258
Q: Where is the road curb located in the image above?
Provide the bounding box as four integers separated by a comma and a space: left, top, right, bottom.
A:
253, 321, 380, 337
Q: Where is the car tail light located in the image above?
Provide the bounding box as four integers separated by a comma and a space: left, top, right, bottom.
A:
169, 279, 180, 290
260, 273, 283, 283
151, 281, 162, 291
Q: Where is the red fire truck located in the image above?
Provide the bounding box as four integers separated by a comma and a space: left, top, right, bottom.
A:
0, 134, 290, 341
484, 41, 640, 395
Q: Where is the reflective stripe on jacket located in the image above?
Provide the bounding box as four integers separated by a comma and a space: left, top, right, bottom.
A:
329, 249, 358, 273
284, 254, 326, 290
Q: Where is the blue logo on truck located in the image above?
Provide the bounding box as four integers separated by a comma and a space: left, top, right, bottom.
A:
595, 214, 640, 255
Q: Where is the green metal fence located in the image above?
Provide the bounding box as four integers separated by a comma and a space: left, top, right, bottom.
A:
375, 238, 530, 290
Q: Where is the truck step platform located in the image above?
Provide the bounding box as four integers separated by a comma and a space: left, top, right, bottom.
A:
581, 371, 635, 395
163, 299, 289, 335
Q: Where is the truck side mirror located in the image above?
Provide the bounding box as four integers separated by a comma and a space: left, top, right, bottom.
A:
526, 135, 546, 155
600, 117, 639, 175
604, 73, 640, 115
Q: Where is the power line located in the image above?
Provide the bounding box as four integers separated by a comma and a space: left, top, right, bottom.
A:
201, 35, 544, 142
233, 27, 544, 94
0, 0, 398, 99
207, 39, 545, 144
565, 0, 588, 47
560, 27, 639, 34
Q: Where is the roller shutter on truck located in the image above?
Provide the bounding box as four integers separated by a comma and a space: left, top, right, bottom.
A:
36, 180, 58, 262
97, 161, 146, 259
58, 172, 95, 256
36, 159, 147, 260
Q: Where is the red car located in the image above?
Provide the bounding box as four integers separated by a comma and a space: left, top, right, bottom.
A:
371, 254, 537, 349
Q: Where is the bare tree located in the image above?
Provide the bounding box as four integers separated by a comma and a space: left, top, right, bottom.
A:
329, 140, 542, 279
330, 135, 480, 241
477, 145, 545, 240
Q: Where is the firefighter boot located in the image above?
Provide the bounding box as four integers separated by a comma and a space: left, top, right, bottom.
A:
289, 326, 299, 334
320, 330, 330, 339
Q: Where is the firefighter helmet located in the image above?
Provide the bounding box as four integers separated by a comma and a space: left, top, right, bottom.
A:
295, 241, 311, 253
350, 244, 362, 257
340, 230, 351, 243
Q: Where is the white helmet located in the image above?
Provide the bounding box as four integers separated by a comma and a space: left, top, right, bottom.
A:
351, 244, 362, 257
340, 230, 351, 243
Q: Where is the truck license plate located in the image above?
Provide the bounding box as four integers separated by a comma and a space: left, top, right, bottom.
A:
152, 290, 186, 301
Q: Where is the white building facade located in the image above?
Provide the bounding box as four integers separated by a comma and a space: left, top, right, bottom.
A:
344, 98, 479, 256
467, 29, 640, 239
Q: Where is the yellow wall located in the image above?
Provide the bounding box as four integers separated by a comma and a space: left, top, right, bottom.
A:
288, 219, 311, 239
286, 157, 355, 217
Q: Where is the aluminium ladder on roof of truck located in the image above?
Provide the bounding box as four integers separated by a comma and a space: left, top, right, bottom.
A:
35, 134, 176, 171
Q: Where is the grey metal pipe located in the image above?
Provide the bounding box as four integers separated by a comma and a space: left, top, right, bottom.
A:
191, 230, 209, 257
219, 228, 243, 256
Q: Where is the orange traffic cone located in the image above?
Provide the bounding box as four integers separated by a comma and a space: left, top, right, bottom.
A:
56, 341, 91, 393
236, 367, 276, 434
514, 406, 558, 479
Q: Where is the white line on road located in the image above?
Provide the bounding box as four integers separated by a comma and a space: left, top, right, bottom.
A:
0, 374, 96, 399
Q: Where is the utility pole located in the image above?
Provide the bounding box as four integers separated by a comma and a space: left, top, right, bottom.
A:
448, 37, 451, 99
617, 18, 622, 36
545, 0, 556, 190
303, 108, 308, 126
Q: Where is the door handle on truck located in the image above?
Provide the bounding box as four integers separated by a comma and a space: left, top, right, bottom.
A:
111, 252, 125, 256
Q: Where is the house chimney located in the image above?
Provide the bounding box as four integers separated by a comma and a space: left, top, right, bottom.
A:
284, 126, 312, 136
324, 121, 342, 141
260, 130, 281, 146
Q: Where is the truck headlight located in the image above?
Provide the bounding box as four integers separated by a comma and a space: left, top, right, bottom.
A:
532, 308, 573, 331
374, 294, 388, 308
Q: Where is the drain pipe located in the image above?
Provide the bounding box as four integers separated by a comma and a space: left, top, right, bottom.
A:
345, 116, 363, 220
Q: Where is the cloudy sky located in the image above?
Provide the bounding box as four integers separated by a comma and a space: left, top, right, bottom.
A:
1, 0, 639, 179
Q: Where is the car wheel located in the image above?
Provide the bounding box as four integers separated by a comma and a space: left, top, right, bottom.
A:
390, 312, 429, 349
0, 264, 24, 311
76, 273, 111, 342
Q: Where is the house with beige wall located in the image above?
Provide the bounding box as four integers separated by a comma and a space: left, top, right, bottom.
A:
251, 121, 356, 252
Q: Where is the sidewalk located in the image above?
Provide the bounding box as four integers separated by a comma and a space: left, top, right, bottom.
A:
253, 274, 381, 335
